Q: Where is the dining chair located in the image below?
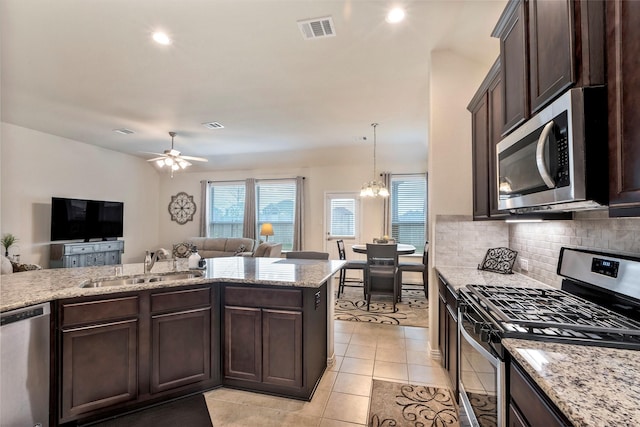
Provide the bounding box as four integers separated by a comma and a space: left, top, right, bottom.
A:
285, 251, 329, 260
365, 243, 399, 312
336, 240, 366, 299
397, 241, 429, 301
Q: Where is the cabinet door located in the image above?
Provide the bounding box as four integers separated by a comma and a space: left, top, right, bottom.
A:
64, 255, 80, 268
607, 0, 640, 216
471, 93, 490, 220
446, 305, 458, 400
60, 320, 137, 421
150, 308, 211, 394
499, 0, 528, 135
262, 309, 303, 388
508, 404, 528, 427
528, 0, 574, 113
488, 72, 509, 218
224, 306, 262, 382
438, 293, 447, 367
105, 251, 120, 265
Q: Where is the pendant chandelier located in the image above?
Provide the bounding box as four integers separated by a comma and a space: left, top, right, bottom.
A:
360, 123, 389, 198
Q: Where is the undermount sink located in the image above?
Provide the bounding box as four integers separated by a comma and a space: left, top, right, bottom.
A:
80, 271, 204, 288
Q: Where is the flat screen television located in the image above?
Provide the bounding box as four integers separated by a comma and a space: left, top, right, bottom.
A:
51, 197, 124, 241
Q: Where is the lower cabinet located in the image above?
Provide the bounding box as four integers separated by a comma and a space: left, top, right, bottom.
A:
56, 286, 219, 425
223, 284, 326, 400
508, 359, 571, 427
437, 275, 458, 401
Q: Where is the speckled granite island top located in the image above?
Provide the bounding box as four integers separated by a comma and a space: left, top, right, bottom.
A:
0, 257, 345, 312
435, 266, 552, 291
503, 338, 640, 427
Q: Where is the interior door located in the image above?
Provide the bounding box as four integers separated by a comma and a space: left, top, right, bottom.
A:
323, 192, 361, 260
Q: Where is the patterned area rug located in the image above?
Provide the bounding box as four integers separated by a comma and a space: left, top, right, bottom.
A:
368, 380, 459, 427
334, 287, 428, 327
466, 392, 498, 427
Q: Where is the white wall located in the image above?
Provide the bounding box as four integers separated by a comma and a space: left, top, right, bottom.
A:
0, 123, 161, 266
427, 50, 497, 353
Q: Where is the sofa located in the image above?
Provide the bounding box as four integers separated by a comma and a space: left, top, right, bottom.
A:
185, 237, 257, 258
1, 255, 42, 274
249, 242, 282, 258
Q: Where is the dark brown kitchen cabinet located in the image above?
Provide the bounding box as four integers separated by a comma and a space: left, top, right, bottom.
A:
437, 274, 458, 401
58, 296, 139, 423
149, 287, 213, 394
493, 0, 605, 134
607, 0, 640, 217
222, 284, 325, 400
469, 59, 509, 220
508, 359, 571, 427
56, 286, 219, 425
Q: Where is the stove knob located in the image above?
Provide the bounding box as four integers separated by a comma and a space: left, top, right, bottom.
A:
480, 327, 491, 342
473, 321, 485, 335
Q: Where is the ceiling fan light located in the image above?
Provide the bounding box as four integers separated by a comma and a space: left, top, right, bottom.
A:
178, 161, 189, 169
156, 160, 165, 167
164, 158, 174, 166
171, 163, 179, 171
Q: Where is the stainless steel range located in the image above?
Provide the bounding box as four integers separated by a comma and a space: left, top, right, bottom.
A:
457, 247, 640, 427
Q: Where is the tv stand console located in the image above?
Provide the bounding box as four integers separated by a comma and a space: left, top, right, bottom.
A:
50, 240, 124, 268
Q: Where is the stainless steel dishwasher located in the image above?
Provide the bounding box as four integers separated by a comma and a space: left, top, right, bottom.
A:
1, 302, 51, 427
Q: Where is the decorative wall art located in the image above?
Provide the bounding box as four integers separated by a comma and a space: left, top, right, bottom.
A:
168, 192, 197, 224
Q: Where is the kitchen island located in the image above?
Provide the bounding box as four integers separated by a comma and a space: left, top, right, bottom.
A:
1, 257, 344, 425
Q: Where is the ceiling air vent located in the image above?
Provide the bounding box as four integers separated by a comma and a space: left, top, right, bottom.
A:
202, 122, 224, 129
113, 128, 134, 135
297, 16, 336, 40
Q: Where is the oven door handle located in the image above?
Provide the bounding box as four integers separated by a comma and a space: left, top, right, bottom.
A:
459, 323, 500, 368
535, 120, 556, 189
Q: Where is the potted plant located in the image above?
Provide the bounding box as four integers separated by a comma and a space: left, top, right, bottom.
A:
1, 233, 18, 257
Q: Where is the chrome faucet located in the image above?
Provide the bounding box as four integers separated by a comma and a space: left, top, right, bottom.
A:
144, 250, 160, 274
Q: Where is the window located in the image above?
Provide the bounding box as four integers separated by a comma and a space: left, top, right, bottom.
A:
208, 182, 245, 238
390, 174, 427, 253
256, 180, 296, 251
329, 198, 356, 238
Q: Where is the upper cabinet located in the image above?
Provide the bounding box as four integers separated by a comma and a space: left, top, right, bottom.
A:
607, 0, 640, 217
492, 0, 605, 136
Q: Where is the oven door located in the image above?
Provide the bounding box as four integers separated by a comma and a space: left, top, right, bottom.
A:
458, 307, 504, 427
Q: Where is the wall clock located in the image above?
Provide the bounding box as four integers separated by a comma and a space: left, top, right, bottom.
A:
168, 192, 197, 224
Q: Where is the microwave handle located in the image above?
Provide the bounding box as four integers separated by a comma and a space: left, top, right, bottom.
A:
535, 120, 556, 189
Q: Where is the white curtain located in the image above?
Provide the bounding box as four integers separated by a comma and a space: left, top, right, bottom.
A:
199, 180, 210, 237
293, 176, 305, 250
381, 172, 391, 236
243, 178, 256, 239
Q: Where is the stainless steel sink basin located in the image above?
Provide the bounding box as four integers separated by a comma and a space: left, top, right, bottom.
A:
80, 271, 204, 288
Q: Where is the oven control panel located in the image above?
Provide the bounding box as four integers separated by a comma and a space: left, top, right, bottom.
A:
591, 257, 619, 278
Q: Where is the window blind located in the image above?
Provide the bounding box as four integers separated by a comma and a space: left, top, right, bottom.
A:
256, 180, 296, 250
208, 182, 246, 238
391, 174, 427, 253
330, 198, 356, 237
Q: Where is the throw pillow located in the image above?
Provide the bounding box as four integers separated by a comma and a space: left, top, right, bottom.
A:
234, 244, 246, 255
1, 256, 13, 275
173, 242, 192, 258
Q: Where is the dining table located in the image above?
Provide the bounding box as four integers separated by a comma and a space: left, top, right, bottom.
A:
351, 243, 416, 255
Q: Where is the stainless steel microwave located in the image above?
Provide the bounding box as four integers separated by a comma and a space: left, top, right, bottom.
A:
496, 87, 608, 213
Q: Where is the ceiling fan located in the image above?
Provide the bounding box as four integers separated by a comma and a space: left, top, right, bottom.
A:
146, 131, 208, 175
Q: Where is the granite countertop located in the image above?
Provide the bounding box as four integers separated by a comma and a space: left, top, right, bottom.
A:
435, 265, 552, 291
0, 257, 345, 313
503, 338, 640, 427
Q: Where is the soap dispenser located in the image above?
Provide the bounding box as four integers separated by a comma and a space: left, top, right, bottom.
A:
188, 245, 202, 269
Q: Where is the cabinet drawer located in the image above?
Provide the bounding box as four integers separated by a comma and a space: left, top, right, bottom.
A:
95, 241, 124, 252
68, 245, 95, 254
225, 286, 302, 309
61, 296, 138, 328
151, 287, 211, 313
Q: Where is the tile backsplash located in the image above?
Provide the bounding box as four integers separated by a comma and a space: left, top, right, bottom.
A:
435, 211, 640, 289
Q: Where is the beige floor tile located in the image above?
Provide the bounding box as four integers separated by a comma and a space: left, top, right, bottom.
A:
334, 321, 356, 334
375, 346, 406, 363
332, 372, 373, 397
406, 349, 434, 366
349, 333, 377, 347
405, 338, 428, 351
375, 326, 406, 339
319, 419, 366, 427
340, 357, 375, 376
404, 326, 429, 341
329, 356, 344, 372
205, 397, 321, 426
352, 322, 383, 334
334, 332, 352, 344
291, 388, 332, 417
345, 344, 376, 360
323, 392, 370, 424
318, 369, 339, 390
373, 360, 408, 381
408, 364, 450, 388
334, 342, 348, 357
376, 337, 406, 350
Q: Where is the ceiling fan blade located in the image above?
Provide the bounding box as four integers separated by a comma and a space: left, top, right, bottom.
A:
146, 157, 167, 162
180, 155, 209, 162
140, 151, 166, 157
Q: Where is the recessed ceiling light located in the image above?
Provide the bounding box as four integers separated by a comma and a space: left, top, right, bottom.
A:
386, 7, 405, 24
152, 31, 171, 45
